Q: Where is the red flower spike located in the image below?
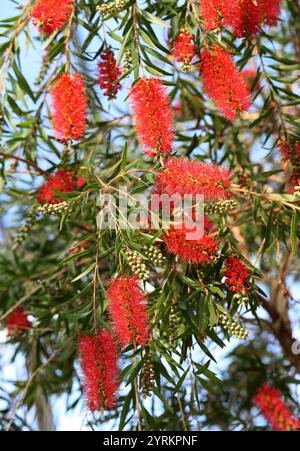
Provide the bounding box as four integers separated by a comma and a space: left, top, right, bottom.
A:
200, 45, 251, 121
97, 50, 122, 99
36, 168, 85, 204
154, 157, 233, 201
231, 0, 262, 36
50, 73, 87, 142
31, 0, 75, 35
6, 307, 32, 337
199, 0, 281, 37
231, 0, 281, 37
224, 256, 249, 293
254, 382, 300, 431
199, 0, 241, 31
260, 0, 281, 27
172, 32, 197, 64
199, 0, 281, 36
107, 275, 149, 347
79, 330, 119, 411
130, 78, 174, 157
165, 227, 219, 265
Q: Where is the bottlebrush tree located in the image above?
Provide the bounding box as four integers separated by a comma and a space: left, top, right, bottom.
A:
0, 0, 300, 432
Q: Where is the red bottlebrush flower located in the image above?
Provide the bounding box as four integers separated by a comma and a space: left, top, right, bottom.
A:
254, 382, 300, 431
36, 168, 85, 204
260, 0, 281, 27
232, 0, 262, 36
79, 330, 119, 411
50, 73, 87, 142
154, 157, 233, 201
31, 0, 74, 35
224, 256, 249, 293
231, 0, 281, 37
6, 307, 32, 337
199, 0, 281, 36
199, 0, 241, 31
97, 49, 122, 99
107, 275, 149, 347
172, 31, 197, 64
200, 45, 251, 121
165, 227, 219, 265
130, 78, 174, 157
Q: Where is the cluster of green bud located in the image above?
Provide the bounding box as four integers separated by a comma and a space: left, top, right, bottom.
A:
97, 0, 127, 16
37, 201, 72, 217
140, 348, 155, 398
232, 292, 249, 306
219, 313, 249, 340
205, 200, 237, 215
169, 302, 181, 345
13, 207, 38, 248
181, 59, 192, 73
126, 249, 150, 280
122, 49, 132, 76
143, 244, 166, 266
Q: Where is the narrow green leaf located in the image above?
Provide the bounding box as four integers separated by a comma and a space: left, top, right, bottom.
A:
290, 212, 298, 254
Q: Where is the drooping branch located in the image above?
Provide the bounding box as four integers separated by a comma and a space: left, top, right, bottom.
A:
0, 152, 49, 176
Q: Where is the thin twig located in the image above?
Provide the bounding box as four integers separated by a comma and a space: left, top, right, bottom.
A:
177, 395, 188, 431
92, 246, 99, 332
65, 1, 76, 72
132, 3, 145, 77
133, 340, 142, 431
0, 151, 49, 176
0, 0, 31, 95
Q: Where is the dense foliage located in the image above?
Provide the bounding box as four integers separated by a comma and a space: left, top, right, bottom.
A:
0, 0, 300, 431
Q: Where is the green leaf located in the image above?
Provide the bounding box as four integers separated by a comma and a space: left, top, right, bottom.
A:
121, 142, 128, 170
140, 10, 171, 28
174, 366, 190, 395
262, 205, 274, 254
119, 389, 133, 431
71, 262, 96, 282
0, 175, 5, 193
290, 212, 298, 255
207, 297, 218, 328
12, 63, 35, 102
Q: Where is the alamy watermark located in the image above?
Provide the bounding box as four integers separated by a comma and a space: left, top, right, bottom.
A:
96, 186, 205, 240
